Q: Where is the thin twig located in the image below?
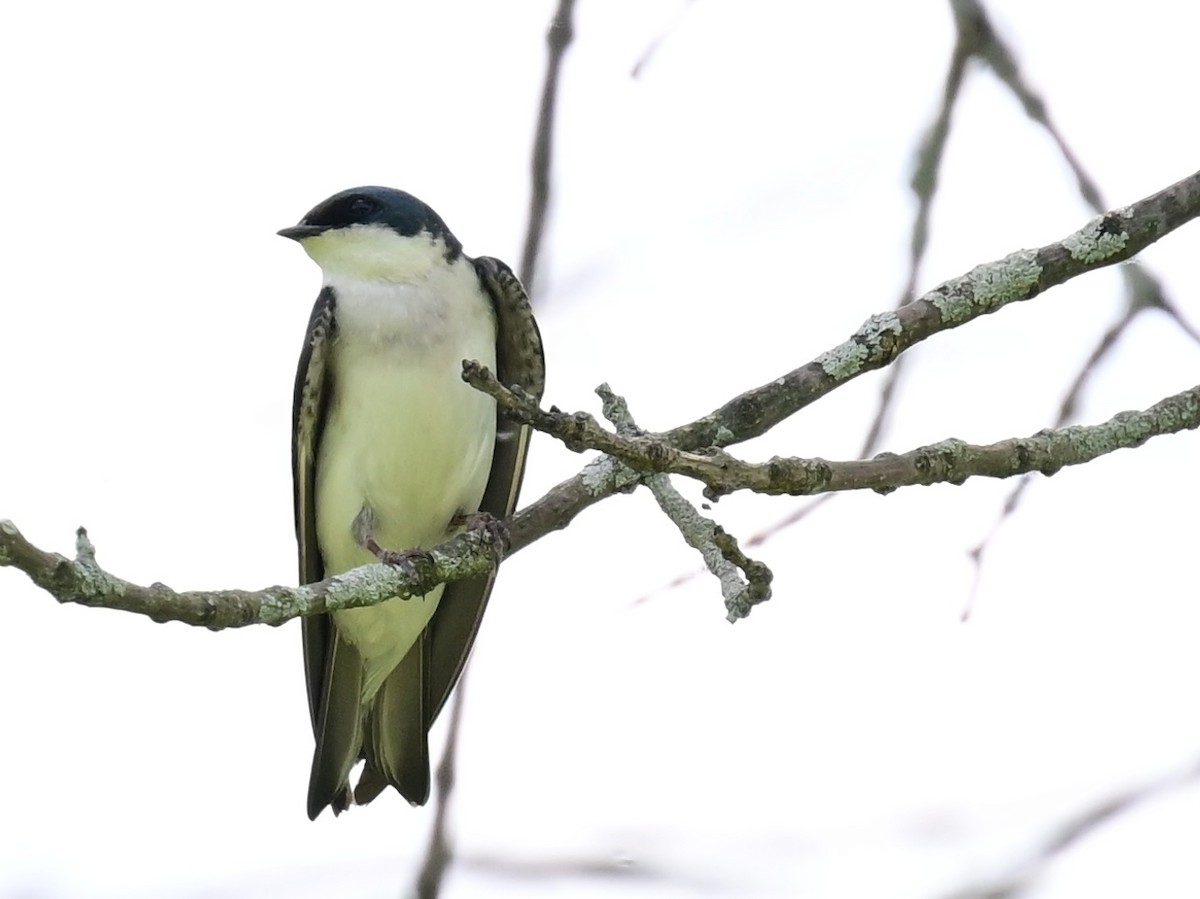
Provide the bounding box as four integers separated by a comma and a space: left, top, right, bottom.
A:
413, 665, 469, 898
596, 384, 772, 621
519, 0, 577, 293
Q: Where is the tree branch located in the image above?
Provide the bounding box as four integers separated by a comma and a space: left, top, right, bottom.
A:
4, 170, 1199, 627
467, 369, 1200, 498
596, 384, 772, 621
0, 519, 505, 629
669, 168, 1200, 451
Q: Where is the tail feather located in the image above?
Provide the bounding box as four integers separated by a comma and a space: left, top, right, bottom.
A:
308, 628, 434, 816
307, 634, 364, 820
360, 632, 431, 806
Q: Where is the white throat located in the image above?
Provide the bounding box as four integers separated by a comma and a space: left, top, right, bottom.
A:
301, 223, 453, 283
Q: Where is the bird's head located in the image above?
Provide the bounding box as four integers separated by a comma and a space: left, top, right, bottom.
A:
279, 186, 463, 283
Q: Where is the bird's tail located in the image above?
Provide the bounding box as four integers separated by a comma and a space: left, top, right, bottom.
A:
307, 634, 363, 820
356, 631, 431, 806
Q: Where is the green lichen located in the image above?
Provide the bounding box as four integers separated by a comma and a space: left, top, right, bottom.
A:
581, 456, 639, 494
931, 249, 1042, 321
817, 339, 869, 380
862, 311, 902, 344
1063, 212, 1130, 263
970, 250, 1043, 310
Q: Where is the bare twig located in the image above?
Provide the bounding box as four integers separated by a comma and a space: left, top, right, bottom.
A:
519, 0, 577, 294
412, 664, 469, 899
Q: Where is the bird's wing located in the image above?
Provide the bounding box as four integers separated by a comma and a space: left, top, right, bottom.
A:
293, 288, 363, 818
293, 286, 336, 723
424, 256, 546, 725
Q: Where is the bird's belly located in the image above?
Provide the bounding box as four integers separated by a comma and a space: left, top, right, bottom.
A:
315, 339, 496, 692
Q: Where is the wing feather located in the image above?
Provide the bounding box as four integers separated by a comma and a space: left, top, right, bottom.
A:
424, 257, 545, 725
292, 287, 338, 738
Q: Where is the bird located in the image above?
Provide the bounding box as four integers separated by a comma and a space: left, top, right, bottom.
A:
280, 186, 545, 820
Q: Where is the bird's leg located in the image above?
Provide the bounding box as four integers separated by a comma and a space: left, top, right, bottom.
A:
353, 505, 425, 570
364, 536, 426, 569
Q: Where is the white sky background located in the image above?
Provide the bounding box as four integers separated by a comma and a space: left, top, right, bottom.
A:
2, 1, 1199, 897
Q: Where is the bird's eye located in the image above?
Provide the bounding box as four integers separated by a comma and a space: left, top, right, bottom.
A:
349, 196, 375, 215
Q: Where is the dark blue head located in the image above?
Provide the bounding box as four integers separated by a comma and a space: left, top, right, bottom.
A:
278, 186, 462, 261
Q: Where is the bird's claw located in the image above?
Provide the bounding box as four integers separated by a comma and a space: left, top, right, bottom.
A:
365, 537, 425, 575
452, 510, 511, 555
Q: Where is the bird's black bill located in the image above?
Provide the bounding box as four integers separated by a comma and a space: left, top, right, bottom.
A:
278, 224, 329, 241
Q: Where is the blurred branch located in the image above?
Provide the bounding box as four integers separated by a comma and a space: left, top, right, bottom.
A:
519, 0, 576, 294
631, 0, 698, 78
412, 663, 468, 899
940, 757, 1200, 899
949, 0, 1101, 211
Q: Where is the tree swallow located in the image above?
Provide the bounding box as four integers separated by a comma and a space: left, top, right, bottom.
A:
280, 186, 545, 819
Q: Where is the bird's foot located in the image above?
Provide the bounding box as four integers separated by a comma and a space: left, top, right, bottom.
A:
451, 510, 511, 556
364, 537, 425, 573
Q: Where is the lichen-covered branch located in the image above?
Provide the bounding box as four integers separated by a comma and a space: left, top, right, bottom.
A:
596, 384, 772, 622
5, 172, 1200, 629
669, 168, 1200, 451
467, 365, 1200, 498
701, 385, 1200, 496
734, 384, 1200, 496
0, 519, 504, 629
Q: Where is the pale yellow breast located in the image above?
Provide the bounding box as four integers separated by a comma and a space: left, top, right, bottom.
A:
313, 261, 497, 699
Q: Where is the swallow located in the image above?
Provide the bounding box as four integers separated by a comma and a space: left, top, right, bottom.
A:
281, 185, 545, 819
